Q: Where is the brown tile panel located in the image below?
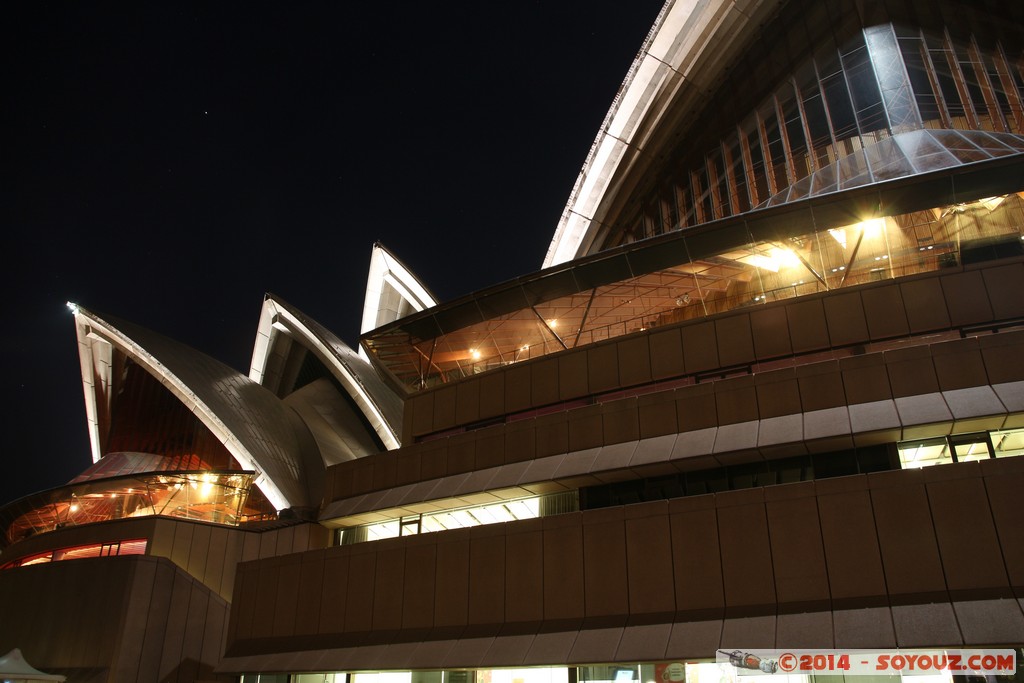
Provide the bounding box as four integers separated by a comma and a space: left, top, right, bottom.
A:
941, 270, 994, 326
715, 375, 758, 425
588, 343, 620, 393
294, 548, 325, 638
419, 441, 449, 481
717, 495, 776, 613
568, 407, 604, 452
822, 291, 869, 346
715, 314, 755, 368
535, 412, 570, 458
924, 465, 1010, 598
475, 426, 506, 471
618, 335, 653, 387
582, 508, 629, 619
318, 551, 350, 635
410, 392, 434, 438
433, 386, 457, 433
505, 524, 544, 625
766, 496, 830, 608
676, 382, 718, 432
980, 462, 1024, 591
542, 515, 586, 622
603, 398, 641, 444
344, 549, 376, 633
505, 419, 537, 464
230, 466, 1024, 657
624, 504, 675, 616
786, 299, 831, 354
455, 378, 481, 426
750, 306, 792, 360
862, 284, 910, 340
446, 436, 476, 477
402, 542, 438, 629
531, 358, 560, 407
649, 327, 685, 379
400, 262, 1023, 441
869, 472, 947, 601
394, 445, 423, 487
559, 349, 589, 401
350, 457, 375, 498
434, 532, 471, 628
468, 532, 506, 626
982, 262, 1024, 320
885, 345, 939, 398
754, 368, 801, 419
816, 486, 888, 605
371, 451, 397, 492
840, 353, 892, 404
932, 337, 988, 391
797, 360, 846, 411
479, 371, 506, 420
504, 364, 532, 414
669, 498, 725, 616
681, 321, 720, 373
980, 331, 1024, 384
638, 390, 679, 438
900, 277, 951, 333
372, 546, 406, 631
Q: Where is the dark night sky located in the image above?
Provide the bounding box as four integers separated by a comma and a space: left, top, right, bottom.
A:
4, 2, 665, 507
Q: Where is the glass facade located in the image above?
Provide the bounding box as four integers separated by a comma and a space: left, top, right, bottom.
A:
898, 426, 1024, 467
1, 469, 273, 545
237, 650, 1024, 683
600, 15, 1024, 251
0, 538, 146, 569
336, 491, 579, 545
366, 191, 1024, 390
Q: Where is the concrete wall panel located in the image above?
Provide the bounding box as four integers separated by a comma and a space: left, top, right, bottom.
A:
681, 321, 719, 373
715, 314, 755, 367
559, 349, 589, 400
618, 335, 653, 387
862, 284, 910, 339
649, 327, 685, 379
823, 291, 869, 346
582, 508, 629, 619
900, 277, 951, 333
588, 343, 620, 393
786, 299, 830, 354
750, 306, 792, 359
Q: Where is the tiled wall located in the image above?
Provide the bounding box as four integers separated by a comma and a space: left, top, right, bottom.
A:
326, 326, 1024, 506
229, 457, 1024, 667
0, 517, 330, 601
0, 555, 236, 682
403, 260, 1024, 442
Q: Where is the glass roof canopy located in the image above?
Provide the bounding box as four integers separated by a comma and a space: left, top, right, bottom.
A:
363, 132, 1024, 392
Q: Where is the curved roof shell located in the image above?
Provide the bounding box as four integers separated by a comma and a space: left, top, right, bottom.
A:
72, 306, 320, 511
250, 294, 403, 451
544, 0, 778, 266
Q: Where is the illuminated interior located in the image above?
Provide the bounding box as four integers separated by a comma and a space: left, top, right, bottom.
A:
242, 652, 1024, 683
1, 539, 147, 570
898, 427, 1024, 469
365, 192, 1024, 390
337, 492, 576, 545
1, 468, 274, 545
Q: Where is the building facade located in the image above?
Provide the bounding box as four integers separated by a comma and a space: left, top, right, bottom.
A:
3, 0, 1024, 681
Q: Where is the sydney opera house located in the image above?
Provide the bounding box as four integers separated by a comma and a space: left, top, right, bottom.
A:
3, 0, 1024, 681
